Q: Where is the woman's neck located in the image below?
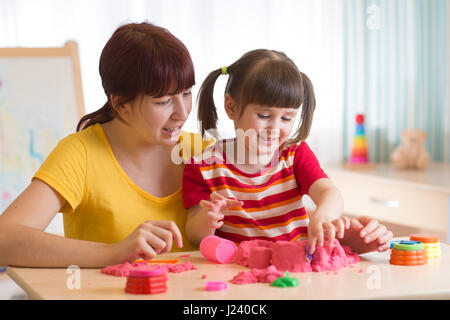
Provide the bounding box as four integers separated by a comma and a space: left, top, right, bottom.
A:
101, 119, 172, 169
101, 119, 184, 198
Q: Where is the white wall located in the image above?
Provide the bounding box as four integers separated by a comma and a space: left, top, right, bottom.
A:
0, 0, 345, 165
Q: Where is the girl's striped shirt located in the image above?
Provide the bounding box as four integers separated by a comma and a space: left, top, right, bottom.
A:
182, 140, 328, 243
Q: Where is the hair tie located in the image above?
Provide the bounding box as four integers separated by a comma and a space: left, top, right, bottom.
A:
221, 66, 228, 75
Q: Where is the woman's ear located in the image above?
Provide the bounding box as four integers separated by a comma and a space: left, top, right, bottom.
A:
110, 94, 131, 118
224, 94, 238, 120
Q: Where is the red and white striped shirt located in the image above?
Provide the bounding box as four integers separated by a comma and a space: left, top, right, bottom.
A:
182, 140, 328, 243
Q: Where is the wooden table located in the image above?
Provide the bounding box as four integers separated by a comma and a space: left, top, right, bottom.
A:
6, 239, 450, 300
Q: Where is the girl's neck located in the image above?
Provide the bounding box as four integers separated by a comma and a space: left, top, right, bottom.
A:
223, 139, 277, 174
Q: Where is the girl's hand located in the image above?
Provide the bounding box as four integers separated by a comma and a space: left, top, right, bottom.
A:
340, 216, 394, 254
307, 216, 351, 255
111, 220, 184, 263
199, 192, 243, 230
332, 216, 351, 240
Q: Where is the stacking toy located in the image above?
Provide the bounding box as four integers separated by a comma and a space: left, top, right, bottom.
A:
125, 266, 168, 294
347, 114, 374, 169
410, 234, 441, 259
200, 235, 237, 264
389, 240, 427, 266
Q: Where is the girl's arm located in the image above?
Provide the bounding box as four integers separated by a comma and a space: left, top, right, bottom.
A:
185, 204, 217, 247
307, 178, 345, 253
308, 178, 344, 222
185, 192, 243, 247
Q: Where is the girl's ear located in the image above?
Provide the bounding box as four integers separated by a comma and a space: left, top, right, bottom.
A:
224, 94, 238, 120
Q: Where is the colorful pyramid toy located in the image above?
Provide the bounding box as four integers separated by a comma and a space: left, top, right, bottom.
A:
346, 114, 374, 169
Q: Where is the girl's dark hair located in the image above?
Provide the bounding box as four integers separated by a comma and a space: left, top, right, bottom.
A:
77, 22, 195, 131
197, 49, 316, 143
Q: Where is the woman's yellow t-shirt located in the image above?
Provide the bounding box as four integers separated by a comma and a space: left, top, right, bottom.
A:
33, 123, 211, 252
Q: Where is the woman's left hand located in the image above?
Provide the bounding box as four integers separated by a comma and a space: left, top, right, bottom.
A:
340, 216, 393, 254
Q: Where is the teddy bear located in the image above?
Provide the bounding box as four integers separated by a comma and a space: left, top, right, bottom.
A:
391, 129, 429, 170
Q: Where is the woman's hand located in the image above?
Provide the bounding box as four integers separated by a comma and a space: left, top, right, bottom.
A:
308, 215, 351, 254
340, 216, 393, 254
198, 192, 243, 230
111, 220, 184, 263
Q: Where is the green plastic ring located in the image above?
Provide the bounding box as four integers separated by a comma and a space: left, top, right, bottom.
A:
393, 241, 424, 251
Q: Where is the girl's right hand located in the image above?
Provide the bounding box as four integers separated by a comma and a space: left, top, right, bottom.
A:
199, 192, 243, 230
111, 220, 183, 263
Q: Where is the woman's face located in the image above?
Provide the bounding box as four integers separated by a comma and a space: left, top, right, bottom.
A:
126, 88, 193, 146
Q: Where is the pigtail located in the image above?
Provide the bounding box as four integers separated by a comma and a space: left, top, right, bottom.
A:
197, 68, 223, 136
290, 72, 316, 143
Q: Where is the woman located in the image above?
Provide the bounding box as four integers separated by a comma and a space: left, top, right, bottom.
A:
0, 22, 207, 268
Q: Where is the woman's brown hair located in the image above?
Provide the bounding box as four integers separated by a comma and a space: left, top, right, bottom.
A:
197, 49, 316, 144
77, 22, 195, 131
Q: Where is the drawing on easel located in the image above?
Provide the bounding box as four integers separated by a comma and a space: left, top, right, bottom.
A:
0, 41, 85, 213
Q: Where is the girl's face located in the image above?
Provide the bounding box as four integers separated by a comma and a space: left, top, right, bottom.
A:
233, 103, 298, 158
125, 88, 193, 146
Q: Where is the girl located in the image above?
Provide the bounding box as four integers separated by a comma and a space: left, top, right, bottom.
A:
183, 49, 393, 254
0, 22, 210, 268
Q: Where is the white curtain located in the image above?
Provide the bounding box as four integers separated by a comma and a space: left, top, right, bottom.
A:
0, 0, 345, 165
343, 0, 450, 163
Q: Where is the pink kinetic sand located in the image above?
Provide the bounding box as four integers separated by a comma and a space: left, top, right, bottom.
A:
101, 261, 197, 277
235, 240, 274, 268
236, 239, 360, 273
229, 239, 359, 284
165, 261, 197, 273
230, 265, 284, 285
101, 261, 147, 277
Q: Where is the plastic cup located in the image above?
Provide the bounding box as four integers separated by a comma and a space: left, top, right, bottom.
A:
200, 235, 237, 264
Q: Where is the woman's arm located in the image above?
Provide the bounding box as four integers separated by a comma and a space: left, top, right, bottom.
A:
0, 179, 115, 268
339, 216, 393, 254
0, 179, 184, 267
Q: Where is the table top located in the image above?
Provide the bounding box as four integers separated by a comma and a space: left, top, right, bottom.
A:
6, 240, 450, 300
326, 162, 450, 194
